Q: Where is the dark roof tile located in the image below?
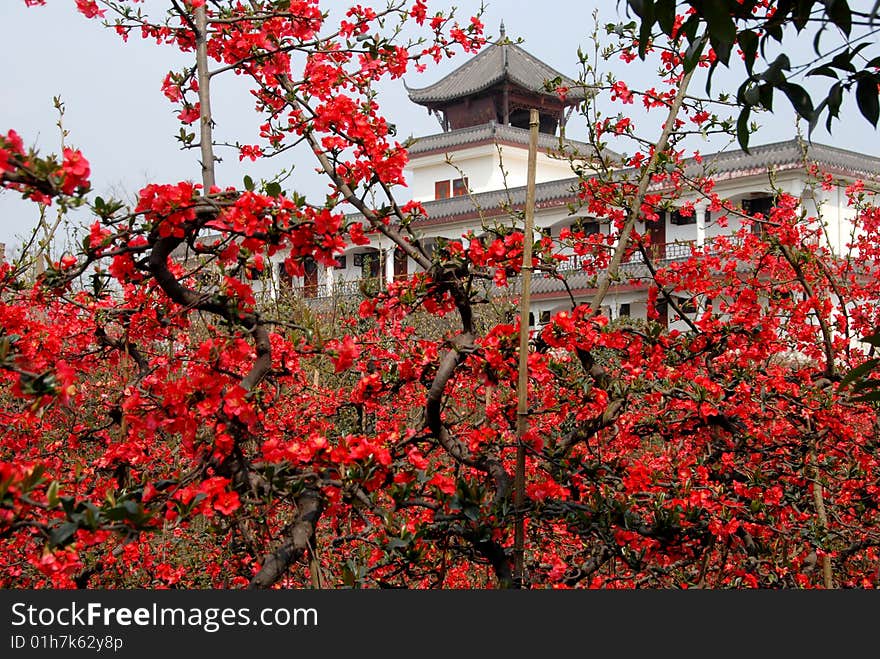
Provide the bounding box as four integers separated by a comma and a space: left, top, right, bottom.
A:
686, 138, 880, 180
405, 40, 588, 104
408, 138, 880, 222
407, 121, 598, 157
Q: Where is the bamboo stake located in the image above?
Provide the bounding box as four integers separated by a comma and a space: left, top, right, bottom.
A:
810, 450, 834, 588
513, 109, 539, 588
195, 6, 216, 190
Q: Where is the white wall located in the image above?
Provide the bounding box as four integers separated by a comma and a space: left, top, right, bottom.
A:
406, 143, 575, 202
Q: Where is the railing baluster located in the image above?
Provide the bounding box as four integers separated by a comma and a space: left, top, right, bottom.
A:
280, 240, 729, 303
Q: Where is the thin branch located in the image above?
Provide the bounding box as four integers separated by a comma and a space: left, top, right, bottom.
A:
195, 5, 216, 190
589, 51, 700, 315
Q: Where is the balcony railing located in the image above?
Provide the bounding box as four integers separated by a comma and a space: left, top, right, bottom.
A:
285, 277, 383, 300
551, 240, 699, 276
284, 240, 725, 302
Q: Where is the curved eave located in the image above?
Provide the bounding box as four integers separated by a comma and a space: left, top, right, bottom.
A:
406, 122, 600, 158
405, 78, 588, 107
404, 41, 588, 106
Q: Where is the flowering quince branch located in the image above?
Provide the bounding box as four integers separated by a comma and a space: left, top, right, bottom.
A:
3, 0, 880, 590
589, 53, 701, 315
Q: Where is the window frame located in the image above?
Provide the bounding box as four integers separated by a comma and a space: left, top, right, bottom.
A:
435, 180, 451, 200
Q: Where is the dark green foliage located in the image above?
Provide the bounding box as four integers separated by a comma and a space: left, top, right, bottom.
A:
623, 0, 880, 151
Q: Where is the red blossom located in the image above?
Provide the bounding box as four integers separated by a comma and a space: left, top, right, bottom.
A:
238, 144, 264, 161
60, 147, 90, 194
74, 0, 105, 19
7, 0, 880, 592
328, 335, 360, 373
177, 104, 200, 124
610, 80, 634, 104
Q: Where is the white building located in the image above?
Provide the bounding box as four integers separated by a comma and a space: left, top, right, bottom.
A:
275, 32, 880, 331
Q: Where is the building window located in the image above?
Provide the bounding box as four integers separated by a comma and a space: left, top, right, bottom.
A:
422, 239, 438, 258
571, 218, 600, 236
303, 256, 318, 299
669, 209, 697, 225
452, 177, 468, 197
278, 261, 292, 287
742, 195, 775, 216
619, 303, 631, 318
539, 310, 551, 324
361, 252, 380, 279
435, 180, 451, 200
678, 297, 697, 314
393, 247, 408, 281
334, 255, 346, 269
743, 195, 776, 236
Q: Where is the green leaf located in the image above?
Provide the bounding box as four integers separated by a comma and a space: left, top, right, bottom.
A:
762, 54, 791, 85
737, 107, 752, 153
243, 175, 254, 191
807, 65, 839, 79
854, 390, 880, 403
103, 505, 128, 522
265, 181, 282, 197
23, 464, 46, 490
683, 35, 708, 74
46, 481, 60, 508
809, 97, 827, 136
628, 0, 649, 19
825, 82, 844, 131
862, 332, 880, 348
840, 358, 880, 389
705, 59, 719, 97
779, 82, 815, 119
793, 0, 813, 30
813, 22, 825, 54
826, 0, 852, 36
759, 83, 775, 111
60, 496, 76, 516
679, 13, 701, 43
80, 502, 101, 529
738, 29, 758, 75
655, 0, 676, 35
852, 378, 880, 394
830, 50, 857, 74
49, 521, 78, 548
386, 537, 409, 551
765, 22, 783, 42
856, 74, 880, 126
702, 1, 737, 65
636, 0, 655, 59
463, 505, 480, 521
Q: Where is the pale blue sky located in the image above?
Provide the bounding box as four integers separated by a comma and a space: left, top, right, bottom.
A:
2, 1, 877, 252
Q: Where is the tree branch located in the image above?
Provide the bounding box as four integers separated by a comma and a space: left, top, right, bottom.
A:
248, 485, 323, 588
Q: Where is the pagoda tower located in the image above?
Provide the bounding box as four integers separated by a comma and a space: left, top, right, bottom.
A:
402, 25, 592, 204
405, 23, 586, 135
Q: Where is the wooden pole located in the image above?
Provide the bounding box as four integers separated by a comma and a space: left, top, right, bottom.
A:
194, 6, 216, 190
513, 108, 539, 588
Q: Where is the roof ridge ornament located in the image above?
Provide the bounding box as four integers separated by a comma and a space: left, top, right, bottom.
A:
499, 21, 509, 73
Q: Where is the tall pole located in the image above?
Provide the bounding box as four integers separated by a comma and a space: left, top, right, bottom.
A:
513, 108, 539, 588
195, 6, 215, 191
